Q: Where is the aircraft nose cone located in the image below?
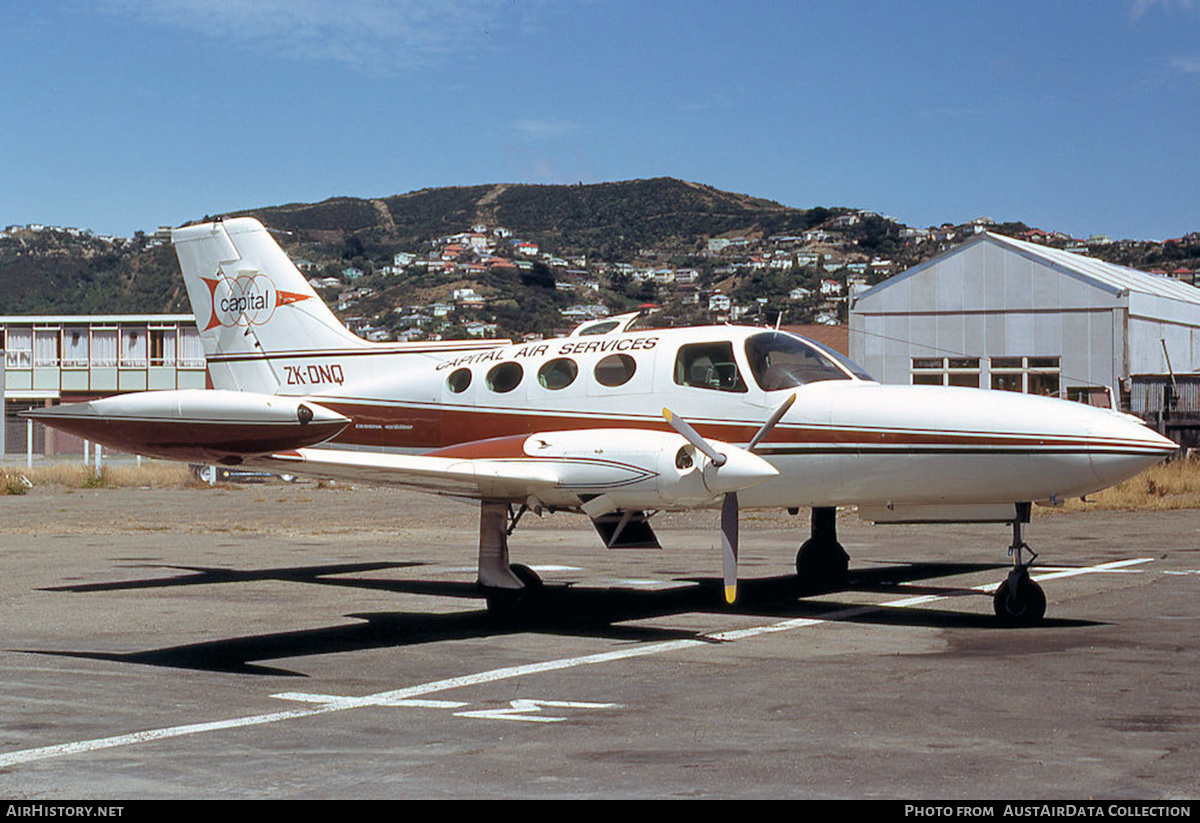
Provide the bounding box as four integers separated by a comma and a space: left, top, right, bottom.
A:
1087, 410, 1177, 488
703, 447, 780, 495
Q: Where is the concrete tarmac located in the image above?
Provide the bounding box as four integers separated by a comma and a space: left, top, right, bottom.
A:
0, 483, 1197, 799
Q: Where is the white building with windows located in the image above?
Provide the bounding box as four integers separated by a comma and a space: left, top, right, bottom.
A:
2, 314, 205, 456
849, 233, 1200, 410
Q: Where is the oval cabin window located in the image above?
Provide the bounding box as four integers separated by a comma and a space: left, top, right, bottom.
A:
446, 368, 472, 393
594, 354, 637, 387
538, 358, 578, 390
486, 362, 524, 393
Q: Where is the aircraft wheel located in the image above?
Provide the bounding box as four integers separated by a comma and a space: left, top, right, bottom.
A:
484, 564, 544, 620
993, 573, 1046, 627
795, 539, 849, 594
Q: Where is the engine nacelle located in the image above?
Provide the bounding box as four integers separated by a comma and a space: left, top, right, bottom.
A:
518, 429, 778, 512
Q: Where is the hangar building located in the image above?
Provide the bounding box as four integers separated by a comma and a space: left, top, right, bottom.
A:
849, 233, 1200, 428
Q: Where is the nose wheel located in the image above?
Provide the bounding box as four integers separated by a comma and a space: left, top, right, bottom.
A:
994, 504, 1046, 626
993, 567, 1046, 626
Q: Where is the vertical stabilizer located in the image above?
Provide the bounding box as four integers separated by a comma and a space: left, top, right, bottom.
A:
172, 218, 367, 392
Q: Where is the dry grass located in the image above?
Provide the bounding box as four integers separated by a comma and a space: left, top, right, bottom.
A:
1047, 457, 1200, 513
1, 460, 199, 492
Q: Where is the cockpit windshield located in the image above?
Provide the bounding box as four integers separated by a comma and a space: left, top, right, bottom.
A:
744, 332, 871, 390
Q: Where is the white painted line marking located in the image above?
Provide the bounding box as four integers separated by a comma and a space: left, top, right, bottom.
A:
0, 556, 1156, 769
1029, 558, 1152, 581
443, 565, 580, 575
454, 699, 620, 723
882, 558, 1153, 606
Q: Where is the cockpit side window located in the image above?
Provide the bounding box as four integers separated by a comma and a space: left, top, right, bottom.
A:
745, 332, 860, 390
674, 342, 748, 393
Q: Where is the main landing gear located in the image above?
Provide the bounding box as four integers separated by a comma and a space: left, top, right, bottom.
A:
993, 503, 1046, 627
477, 500, 544, 619
795, 506, 850, 594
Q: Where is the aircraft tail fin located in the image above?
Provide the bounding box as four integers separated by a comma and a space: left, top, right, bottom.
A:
172, 218, 366, 393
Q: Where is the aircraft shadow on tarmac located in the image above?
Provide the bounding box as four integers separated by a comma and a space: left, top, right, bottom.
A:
22, 559, 1102, 677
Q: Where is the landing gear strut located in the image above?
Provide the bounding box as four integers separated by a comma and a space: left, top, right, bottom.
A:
477, 500, 543, 618
993, 503, 1046, 626
795, 506, 850, 594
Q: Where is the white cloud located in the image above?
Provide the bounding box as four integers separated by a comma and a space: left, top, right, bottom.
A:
1170, 54, 1200, 73
511, 118, 579, 140
96, 0, 516, 72
1131, 0, 1200, 21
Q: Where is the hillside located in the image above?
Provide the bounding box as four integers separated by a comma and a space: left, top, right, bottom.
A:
3, 178, 1199, 341
236, 178, 840, 258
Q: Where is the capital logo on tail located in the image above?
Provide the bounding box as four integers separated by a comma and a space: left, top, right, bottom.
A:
201, 274, 311, 331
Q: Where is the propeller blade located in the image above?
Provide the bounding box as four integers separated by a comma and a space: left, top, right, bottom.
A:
747, 393, 796, 451
662, 407, 726, 466
721, 491, 739, 604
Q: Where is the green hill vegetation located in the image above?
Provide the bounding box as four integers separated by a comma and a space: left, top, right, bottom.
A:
3, 178, 1198, 342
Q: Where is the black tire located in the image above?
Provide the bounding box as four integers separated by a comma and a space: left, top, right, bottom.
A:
993, 575, 1047, 627
509, 563, 543, 590
795, 539, 850, 594
484, 563, 543, 621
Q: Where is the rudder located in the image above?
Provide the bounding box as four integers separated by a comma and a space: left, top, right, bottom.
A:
172, 218, 366, 392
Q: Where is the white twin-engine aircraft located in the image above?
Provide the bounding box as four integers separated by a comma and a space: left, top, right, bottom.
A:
29, 218, 1177, 624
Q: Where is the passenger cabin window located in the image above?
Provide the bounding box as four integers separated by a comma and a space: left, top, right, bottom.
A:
486, 362, 523, 393
538, 358, 578, 390
674, 342, 748, 393
594, 354, 636, 387
745, 332, 856, 390
447, 368, 472, 393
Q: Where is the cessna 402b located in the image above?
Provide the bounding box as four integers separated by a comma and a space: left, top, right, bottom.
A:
28, 217, 1178, 625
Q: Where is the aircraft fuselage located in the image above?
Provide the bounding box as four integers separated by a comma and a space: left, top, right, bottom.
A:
204, 324, 1175, 512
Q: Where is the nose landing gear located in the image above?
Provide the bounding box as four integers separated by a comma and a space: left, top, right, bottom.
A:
993, 503, 1046, 626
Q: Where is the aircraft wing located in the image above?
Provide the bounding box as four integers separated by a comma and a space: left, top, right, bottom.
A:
24, 389, 777, 512
252, 447, 560, 500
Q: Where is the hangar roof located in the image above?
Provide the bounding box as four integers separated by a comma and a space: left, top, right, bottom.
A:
865, 232, 1200, 307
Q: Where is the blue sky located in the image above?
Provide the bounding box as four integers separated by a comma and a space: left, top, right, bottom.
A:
2, 0, 1198, 241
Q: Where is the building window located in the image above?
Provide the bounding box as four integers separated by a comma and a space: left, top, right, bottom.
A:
120, 328, 148, 367
149, 328, 176, 366
179, 327, 205, 367
911, 357, 980, 388
33, 328, 60, 367
92, 329, 118, 367
4, 327, 32, 368
990, 356, 1061, 396
63, 327, 89, 367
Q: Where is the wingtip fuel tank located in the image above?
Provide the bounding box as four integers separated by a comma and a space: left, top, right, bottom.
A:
23, 390, 350, 463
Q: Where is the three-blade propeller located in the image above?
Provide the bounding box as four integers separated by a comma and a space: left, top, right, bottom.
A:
662, 393, 795, 604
